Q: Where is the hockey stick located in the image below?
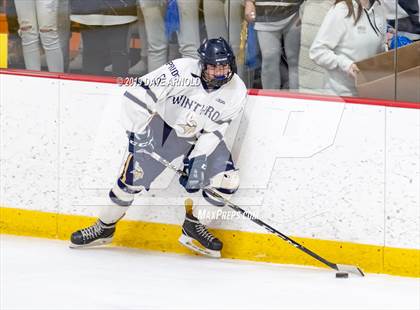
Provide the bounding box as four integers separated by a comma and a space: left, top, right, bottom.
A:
140, 150, 365, 277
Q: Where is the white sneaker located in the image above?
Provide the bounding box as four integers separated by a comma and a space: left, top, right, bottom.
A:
104, 60, 148, 75
129, 60, 147, 75
104, 64, 112, 72
69, 54, 83, 71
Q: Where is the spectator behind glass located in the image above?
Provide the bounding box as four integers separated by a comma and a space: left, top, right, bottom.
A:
203, 0, 244, 78
127, 6, 148, 75
104, 17, 149, 75
309, 0, 387, 96
14, 0, 64, 72
139, 0, 200, 72
57, 0, 70, 72
383, 0, 420, 41
298, 0, 334, 93
245, 0, 304, 90
70, 0, 137, 76
5, 0, 24, 69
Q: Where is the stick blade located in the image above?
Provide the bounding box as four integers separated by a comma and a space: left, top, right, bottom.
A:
336, 264, 365, 277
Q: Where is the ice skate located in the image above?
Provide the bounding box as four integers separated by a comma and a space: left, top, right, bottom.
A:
70, 220, 115, 248
178, 199, 222, 258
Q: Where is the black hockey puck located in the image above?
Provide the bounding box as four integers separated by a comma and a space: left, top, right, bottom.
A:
335, 272, 349, 278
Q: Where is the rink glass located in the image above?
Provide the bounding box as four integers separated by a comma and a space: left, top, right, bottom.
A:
1, 0, 418, 103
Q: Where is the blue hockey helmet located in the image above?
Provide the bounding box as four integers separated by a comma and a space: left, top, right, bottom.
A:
197, 37, 237, 88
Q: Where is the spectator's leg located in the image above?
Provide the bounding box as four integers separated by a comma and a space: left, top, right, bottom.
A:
69, 36, 83, 72
177, 0, 200, 59
203, 0, 228, 39
257, 30, 281, 89
129, 4, 148, 75
140, 2, 168, 71
107, 24, 131, 76
14, 0, 42, 70
137, 11, 148, 61
225, 0, 244, 78
57, 0, 71, 72
81, 27, 108, 75
283, 14, 301, 90
6, 0, 25, 68
36, 0, 64, 72
203, 0, 245, 78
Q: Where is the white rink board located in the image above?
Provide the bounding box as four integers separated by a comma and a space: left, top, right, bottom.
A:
0, 74, 419, 249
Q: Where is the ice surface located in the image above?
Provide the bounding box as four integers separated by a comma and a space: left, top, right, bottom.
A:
1, 235, 419, 310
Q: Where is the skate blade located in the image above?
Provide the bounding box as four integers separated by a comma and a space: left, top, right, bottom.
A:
178, 234, 221, 258
69, 237, 113, 249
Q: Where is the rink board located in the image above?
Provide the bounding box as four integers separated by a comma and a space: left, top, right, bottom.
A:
0, 71, 419, 277
0, 34, 6, 69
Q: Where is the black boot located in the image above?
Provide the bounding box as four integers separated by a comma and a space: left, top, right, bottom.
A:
179, 213, 223, 258
70, 220, 116, 248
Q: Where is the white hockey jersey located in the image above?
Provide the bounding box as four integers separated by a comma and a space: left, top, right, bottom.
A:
121, 58, 248, 158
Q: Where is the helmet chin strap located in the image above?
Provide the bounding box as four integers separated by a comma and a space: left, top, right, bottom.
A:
214, 75, 227, 81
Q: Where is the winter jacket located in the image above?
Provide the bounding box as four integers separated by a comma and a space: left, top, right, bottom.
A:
309, 0, 387, 96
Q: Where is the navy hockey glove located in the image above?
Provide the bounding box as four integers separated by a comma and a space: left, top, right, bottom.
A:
179, 155, 208, 193
127, 126, 155, 155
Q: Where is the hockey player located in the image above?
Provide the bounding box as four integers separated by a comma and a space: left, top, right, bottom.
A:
70, 37, 247, 258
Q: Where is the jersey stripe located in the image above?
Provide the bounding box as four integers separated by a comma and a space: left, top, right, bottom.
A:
139, 82, 158, 103
124, 91, 153, 114
212, 130, 224, 141
215, 119, 232, 126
